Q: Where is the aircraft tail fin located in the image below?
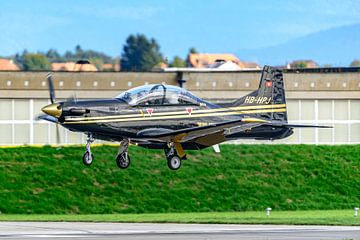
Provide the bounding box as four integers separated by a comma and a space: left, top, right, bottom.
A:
233, 65, 288, 122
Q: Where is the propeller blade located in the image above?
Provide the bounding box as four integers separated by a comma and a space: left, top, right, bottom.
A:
55, 124, 63, 150
35, 114, 59, 123
66, 93, 77, 104
56, 124, 61, 145
74, 93, 77, 103
46, 72, 56, 104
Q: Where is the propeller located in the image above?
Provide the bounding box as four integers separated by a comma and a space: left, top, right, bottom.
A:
46, 72, 56, 104
43, 72, 62, 147
42, 69, 86, 147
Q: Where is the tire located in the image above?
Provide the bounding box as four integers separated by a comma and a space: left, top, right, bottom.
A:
116, 153, 131, 169
167, 155, 181, 170
82, 151, 94, 166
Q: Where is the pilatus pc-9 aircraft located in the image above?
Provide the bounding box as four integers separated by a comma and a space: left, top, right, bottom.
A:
40, 66, 329, 170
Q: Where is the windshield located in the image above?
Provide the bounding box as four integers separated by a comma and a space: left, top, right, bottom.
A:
116, 84, 201, 106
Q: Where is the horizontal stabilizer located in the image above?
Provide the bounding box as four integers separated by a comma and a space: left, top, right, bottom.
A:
284, 124, 332, 128
267, 122, 332, 128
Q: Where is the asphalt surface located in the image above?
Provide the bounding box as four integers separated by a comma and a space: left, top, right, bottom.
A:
0, 222, 359, 240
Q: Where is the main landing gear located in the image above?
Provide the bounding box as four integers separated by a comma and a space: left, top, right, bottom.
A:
82, 133, 94, 166
116, 139, 131, 169
165, 143, 186, 171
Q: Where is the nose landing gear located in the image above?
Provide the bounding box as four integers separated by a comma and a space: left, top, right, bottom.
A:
82, 133, 94, 166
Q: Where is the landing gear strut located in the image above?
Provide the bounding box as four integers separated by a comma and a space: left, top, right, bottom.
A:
82, 133, 94, 166
165, 143, 183, 170
116, 139, 131, 169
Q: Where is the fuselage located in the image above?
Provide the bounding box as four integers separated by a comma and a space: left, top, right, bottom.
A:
56, 98, 292, 149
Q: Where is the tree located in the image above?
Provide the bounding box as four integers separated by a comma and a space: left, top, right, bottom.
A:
56, 45, 113, 64
89, 57, 104, 71
291, 61, 307, 68
23, 53, 51, 71
121, 34, 163, 71
350, 59, 360, 67
323, 64, 332, 68
46, 49, 62, 62
170, 56, 186, 67
75, 44, 83, 59
13, 49, 29, 69
189, 47, 198, 54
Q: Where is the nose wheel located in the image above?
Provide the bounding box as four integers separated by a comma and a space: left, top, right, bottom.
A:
83, 133, 94, 166
116, 139, 131, 169
82, 151, 94, 166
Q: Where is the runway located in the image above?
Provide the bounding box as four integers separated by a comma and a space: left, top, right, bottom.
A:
0, 222, 359, 239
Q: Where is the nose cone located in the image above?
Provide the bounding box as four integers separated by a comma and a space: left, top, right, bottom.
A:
42, 103, 62, 118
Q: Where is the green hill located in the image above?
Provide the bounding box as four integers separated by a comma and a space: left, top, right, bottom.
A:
0, 145, 359, 214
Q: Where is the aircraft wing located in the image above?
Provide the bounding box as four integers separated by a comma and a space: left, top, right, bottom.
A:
137, 118, 268, 143
136, 118, 332, 144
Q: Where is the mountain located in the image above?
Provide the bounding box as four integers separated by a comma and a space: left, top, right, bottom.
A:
238, 24, 360, 66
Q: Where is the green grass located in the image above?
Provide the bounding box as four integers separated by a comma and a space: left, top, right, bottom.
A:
0, 210, 359, 225
0, 145, 359, 215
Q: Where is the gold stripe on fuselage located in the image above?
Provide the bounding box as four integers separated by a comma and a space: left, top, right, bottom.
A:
65, 104, 287, 122
64, 107, 287, 125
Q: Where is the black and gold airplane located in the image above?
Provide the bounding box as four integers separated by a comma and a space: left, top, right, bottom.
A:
40, 66, 330, 170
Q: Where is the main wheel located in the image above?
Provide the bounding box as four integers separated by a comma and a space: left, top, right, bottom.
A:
82, 151, 94, 166
167, 155, 181, 170
116, 153, 131, 169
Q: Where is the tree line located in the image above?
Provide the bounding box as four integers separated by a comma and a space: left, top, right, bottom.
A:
7, 34, 193, 71
13, 45, 117, 71
3, 33, 360, 71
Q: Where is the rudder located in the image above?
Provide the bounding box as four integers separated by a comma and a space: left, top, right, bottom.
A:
233, 66, 288, 122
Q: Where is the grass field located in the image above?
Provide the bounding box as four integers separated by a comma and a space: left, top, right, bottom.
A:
0, 144, 359, 215
0, 210, 359, 225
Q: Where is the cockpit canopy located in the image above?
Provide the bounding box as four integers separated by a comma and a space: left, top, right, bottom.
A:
116, 84, 203, 106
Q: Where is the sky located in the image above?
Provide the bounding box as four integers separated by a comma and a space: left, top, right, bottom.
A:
0, 0, 359, 60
